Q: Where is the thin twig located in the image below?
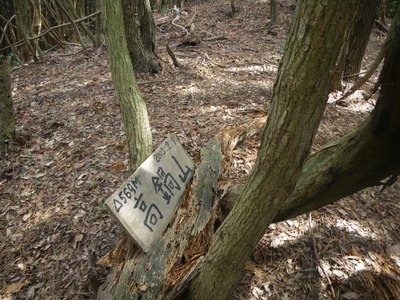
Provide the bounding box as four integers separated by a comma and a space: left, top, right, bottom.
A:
166, 44, 181, 67
184, 8, 197, 30
203, 52, 229, 68
0, 14, 15, 45
203, 35, 228, 41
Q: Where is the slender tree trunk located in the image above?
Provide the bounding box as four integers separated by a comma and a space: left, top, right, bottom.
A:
103, 0, 153, 172
331, 0, 381, 90
56, 1, 86, 49
0, 56, 15, 143
54, 0, 66, 41
344, 0, 382, 81
94, 0, 102, 47
270, 0, 278, 25
230, 0, 236, 17
66, 0, 96, 45
188, 1, 358, 299
31, 0, 42, 37
138, 0, 157, 56
13, 0, 41, 61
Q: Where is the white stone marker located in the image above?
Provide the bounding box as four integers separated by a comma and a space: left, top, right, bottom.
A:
105, 134, 195, 253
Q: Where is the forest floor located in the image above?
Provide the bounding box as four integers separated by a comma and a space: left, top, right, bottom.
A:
1, 0, 400, 299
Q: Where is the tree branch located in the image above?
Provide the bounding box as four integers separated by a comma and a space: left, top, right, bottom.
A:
0, 11, 101, 52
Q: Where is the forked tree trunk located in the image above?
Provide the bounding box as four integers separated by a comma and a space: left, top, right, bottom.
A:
98, 2, 400, 300
275, 9, 400, 222
187, 1, 358, 299
103, 0, 152, 172
101, 0, 356, 298
0, 56, 15, 143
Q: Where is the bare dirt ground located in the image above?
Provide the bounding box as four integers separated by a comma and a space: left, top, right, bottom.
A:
1, 0, 400, 299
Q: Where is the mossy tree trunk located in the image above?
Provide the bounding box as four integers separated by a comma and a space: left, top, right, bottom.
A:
187, 1, 358, 299
103, 0, 152, 172
122, 0, 159, 73
0, 56, 15, 144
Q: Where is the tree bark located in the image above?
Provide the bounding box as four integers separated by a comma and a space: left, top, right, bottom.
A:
0, 56, 15, 143
98, 2, 400, 300
103, 0, 153, 172
331, 0, 381, 90
13, 0, 41, 61
65, 0, 96, 45
270, 0, 278, 25
122, 0, 159, 73
275, 9, 400, 222
187, 1, 358, 299
138, 0, 157, 55
344, 0, 382, 81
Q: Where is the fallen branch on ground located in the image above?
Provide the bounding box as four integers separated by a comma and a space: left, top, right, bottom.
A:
166, 44, 181, 67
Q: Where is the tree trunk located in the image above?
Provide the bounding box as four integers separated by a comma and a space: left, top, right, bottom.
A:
0, 56, 15, 144
103, 0, 153, 172
98, 2, 400, 300
56, 1, 86, 49
344, 0, 382, 81
188, 1, 358, 299
65, 0, 96, 45
270, 0, 278, 25
13, 0, 41, 61
122, 0, 159, 73
94, 0, 102, 47
331, 0, 381, 90
31, 0, 42, 37
138, 0, 157, 56
230, 0, 236, 17
274, 8, 400, 222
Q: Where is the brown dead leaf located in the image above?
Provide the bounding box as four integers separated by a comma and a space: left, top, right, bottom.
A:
342, 291, 362, 299
74, 234, 84, 249
110, 161, 126, 172
4, 282, 28, 294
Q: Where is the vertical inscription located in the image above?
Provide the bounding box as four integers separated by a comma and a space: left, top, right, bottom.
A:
105, 134, 195, 252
